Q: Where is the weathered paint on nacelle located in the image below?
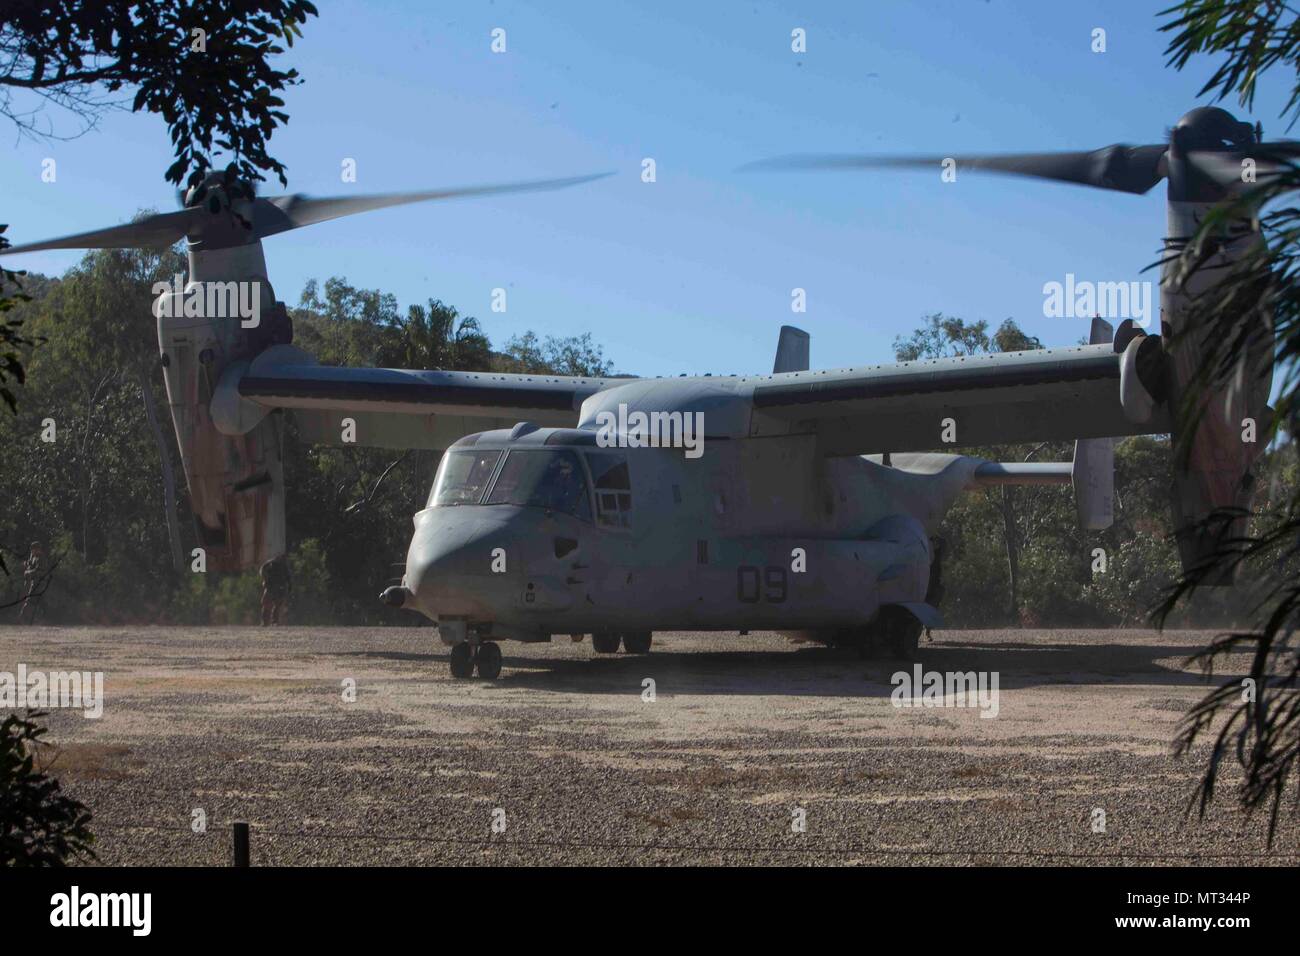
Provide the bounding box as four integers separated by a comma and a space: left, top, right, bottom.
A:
156, 243, 286, 572
1162, 107, 1274, 580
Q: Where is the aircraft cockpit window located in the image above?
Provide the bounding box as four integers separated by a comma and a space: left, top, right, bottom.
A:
486, 450, 593, 521
430, 449, 503, 507
586, 453, 632, 529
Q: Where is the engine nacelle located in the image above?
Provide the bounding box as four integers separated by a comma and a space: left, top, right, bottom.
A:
1160, 107, 1274, 581
155, 243, 290, 572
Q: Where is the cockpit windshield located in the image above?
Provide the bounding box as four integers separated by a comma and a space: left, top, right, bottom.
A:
486, 450, 592, 521
429, 449, 502, 507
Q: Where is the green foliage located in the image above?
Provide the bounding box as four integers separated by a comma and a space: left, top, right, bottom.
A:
495, 330, 615, 376
294, 277, 494, 372
893, 313, 1041, 362
0, 224, 38, 417
287, 538, 333, 625
0, 712, 95, 867
1086, 528, 1182, 624
1, 0, 318, 189
1156, 0, 1300, 838
0, 245, 188, 621
1018, 543, 1095, 627
1161, 0, 1300, 123
932, 497, 1009, 626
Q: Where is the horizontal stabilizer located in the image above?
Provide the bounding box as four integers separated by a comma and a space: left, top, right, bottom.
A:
971, 462, 1072, 486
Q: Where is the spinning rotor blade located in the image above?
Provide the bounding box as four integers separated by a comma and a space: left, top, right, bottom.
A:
1185, 142, 1300, 186
746, 143, 1169, 195
0, 207, 200, 255
1, 171, 613, 255
250, 171, 614, 240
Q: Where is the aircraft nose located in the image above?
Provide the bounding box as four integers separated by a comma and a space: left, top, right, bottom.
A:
403, 510, 510, 619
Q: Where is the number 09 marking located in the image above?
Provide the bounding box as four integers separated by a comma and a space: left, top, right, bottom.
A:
738, 565, 787, 603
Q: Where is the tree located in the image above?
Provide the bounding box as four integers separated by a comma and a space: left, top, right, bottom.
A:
400, 300, 492, 372
495, 330, 615, 376
293, 278, 493, 373
0, 244, 196, 619
0, 0, 319, 413
0, 712, 96, 866
0, 0, 316, 187
0, 226, 37, 419
892, 314, 1041, 362
1157, 0, 1300, 840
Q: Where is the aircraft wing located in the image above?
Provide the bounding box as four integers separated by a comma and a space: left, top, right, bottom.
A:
748, 343, 1168, 454
223, 346, 618, 449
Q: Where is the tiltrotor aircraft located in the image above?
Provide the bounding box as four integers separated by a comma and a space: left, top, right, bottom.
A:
2, 106, 1274, 679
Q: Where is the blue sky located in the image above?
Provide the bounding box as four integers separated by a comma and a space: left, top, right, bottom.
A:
1, 0, 1294, 377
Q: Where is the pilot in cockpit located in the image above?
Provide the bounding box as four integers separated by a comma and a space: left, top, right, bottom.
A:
534, 454, 584, 516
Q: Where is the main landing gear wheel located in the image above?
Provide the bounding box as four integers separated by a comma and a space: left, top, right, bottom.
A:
622, 631, 652, 654
449, 642, 475, 679
877, 606, 922, 660
475, 641, 502, 680
591, 631, 621, 654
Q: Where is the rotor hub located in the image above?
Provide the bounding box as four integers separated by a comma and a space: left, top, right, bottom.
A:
1173, 107, 1257, 152
183, 170, 257, 214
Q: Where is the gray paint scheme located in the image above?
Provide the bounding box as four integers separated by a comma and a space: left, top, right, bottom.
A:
236, 340, 1164, 452
225, 327, 1128, 651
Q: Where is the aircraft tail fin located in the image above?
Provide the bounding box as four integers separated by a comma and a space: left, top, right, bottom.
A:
1071, 439, 1114, 531
773, 325, 810, 373
1072, 317, 1116, 530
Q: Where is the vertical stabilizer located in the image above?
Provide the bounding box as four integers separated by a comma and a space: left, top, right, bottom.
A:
1073, 318, 1115, 530
773, 325, 810, 373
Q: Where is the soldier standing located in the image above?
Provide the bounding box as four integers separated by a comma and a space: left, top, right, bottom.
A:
17, 541, 45, 625
259, 553, 292, 625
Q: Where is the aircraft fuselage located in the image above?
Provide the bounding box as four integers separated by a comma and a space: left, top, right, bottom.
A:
400, 423, 956, 644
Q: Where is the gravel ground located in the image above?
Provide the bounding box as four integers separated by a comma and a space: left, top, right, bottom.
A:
1, 625, 1296, 866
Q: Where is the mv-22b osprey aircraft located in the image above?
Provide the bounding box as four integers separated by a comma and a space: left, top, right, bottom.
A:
3, 106, 1274, 679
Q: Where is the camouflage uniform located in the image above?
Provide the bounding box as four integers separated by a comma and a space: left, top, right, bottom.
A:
259, 554, 291, 625
17, 542, 44, 625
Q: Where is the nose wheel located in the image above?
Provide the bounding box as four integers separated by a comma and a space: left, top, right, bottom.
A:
449, 640, 502, 680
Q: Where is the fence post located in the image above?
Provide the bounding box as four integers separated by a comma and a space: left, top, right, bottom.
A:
232, 821, 250, 867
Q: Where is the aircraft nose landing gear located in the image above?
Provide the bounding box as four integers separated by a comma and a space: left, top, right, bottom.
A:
449, 639, 502, 680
